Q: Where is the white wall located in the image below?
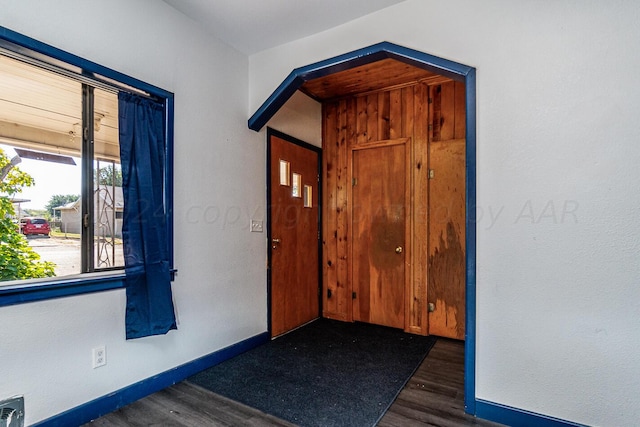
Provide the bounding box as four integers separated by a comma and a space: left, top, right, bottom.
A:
265, 91, 322, 147
249, 1, 640, 426
0, 1, 267, 425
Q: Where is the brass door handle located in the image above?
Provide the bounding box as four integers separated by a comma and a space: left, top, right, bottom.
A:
272, 238, 281, 249
395, 246, 403, 254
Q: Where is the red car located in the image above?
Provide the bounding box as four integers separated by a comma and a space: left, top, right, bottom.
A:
20, 217, 51, 237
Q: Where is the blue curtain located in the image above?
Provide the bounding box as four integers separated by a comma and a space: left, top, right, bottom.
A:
118, 92, 176, 339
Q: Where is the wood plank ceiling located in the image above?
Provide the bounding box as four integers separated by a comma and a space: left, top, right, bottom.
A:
299, 58, 442, 101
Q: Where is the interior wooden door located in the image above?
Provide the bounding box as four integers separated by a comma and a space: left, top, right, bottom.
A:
351, 139, 410, 329
269, 133, 320, 337
427, 138, 466, 339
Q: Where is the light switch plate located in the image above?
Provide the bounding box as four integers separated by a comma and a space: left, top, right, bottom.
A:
250, 219, 263, 233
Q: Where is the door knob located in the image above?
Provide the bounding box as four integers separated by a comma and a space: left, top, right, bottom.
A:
395, 246, 403, 254
272, 238, 281, 249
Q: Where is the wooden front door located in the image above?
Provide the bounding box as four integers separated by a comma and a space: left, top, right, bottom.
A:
351, 139, 410, 329
269, 132, 320, 337
427, 138, 466, 339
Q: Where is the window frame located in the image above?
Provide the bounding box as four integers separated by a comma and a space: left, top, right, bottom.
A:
0, 25, 175, 307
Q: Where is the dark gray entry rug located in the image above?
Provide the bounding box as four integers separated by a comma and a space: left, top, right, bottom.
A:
187, 318, 436, 427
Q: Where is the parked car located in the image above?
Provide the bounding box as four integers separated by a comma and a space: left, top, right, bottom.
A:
20, 217, 51, 237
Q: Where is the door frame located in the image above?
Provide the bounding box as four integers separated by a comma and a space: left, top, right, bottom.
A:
266, 127, 323, 338
251, 43, 477, 415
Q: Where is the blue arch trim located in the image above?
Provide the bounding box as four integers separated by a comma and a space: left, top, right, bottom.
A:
248, 41, 472, 131
464, 68, 477, 415
248, 41, 478, 416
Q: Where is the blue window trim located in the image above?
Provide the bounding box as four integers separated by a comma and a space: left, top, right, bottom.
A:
0, 25, 175, 307
248, 41, 479, 416
0, 273, 126, 307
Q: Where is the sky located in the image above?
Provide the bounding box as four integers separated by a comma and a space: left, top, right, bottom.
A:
1, 144, 81, 210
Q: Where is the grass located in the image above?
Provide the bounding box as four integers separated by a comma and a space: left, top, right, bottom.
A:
50, 230, 123, 244
51, 230, 81, 239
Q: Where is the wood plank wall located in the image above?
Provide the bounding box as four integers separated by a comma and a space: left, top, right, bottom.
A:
322, 80, 465, 336
427, 81, 467, 339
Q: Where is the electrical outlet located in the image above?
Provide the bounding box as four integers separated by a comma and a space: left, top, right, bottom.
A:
250, 219, 263, 233
92, 346, 106, 369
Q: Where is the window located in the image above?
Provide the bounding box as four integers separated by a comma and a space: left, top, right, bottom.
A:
0, 27, 174, 306
1, 56, 124, 276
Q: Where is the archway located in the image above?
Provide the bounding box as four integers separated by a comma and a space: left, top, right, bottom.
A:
248, 41, 477, 414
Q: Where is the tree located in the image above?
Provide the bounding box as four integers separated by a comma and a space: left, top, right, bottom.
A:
96, 165, 122, 186
0, 149, 56, 281
45, 194, 80, 216
24, 208, 48, 218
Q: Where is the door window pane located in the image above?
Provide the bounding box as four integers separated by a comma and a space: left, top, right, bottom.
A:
304, 185, 312, 208
279, 159, 290, 186
292, 173, 301, 198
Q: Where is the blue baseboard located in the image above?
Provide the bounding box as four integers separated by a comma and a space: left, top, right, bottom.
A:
475, 399, 588, 427
33, 332, 270, 427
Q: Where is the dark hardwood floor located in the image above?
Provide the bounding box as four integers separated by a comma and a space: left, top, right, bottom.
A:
84, 382, 295, 427
377, 339, 502, 427
84, 339, 503, 427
